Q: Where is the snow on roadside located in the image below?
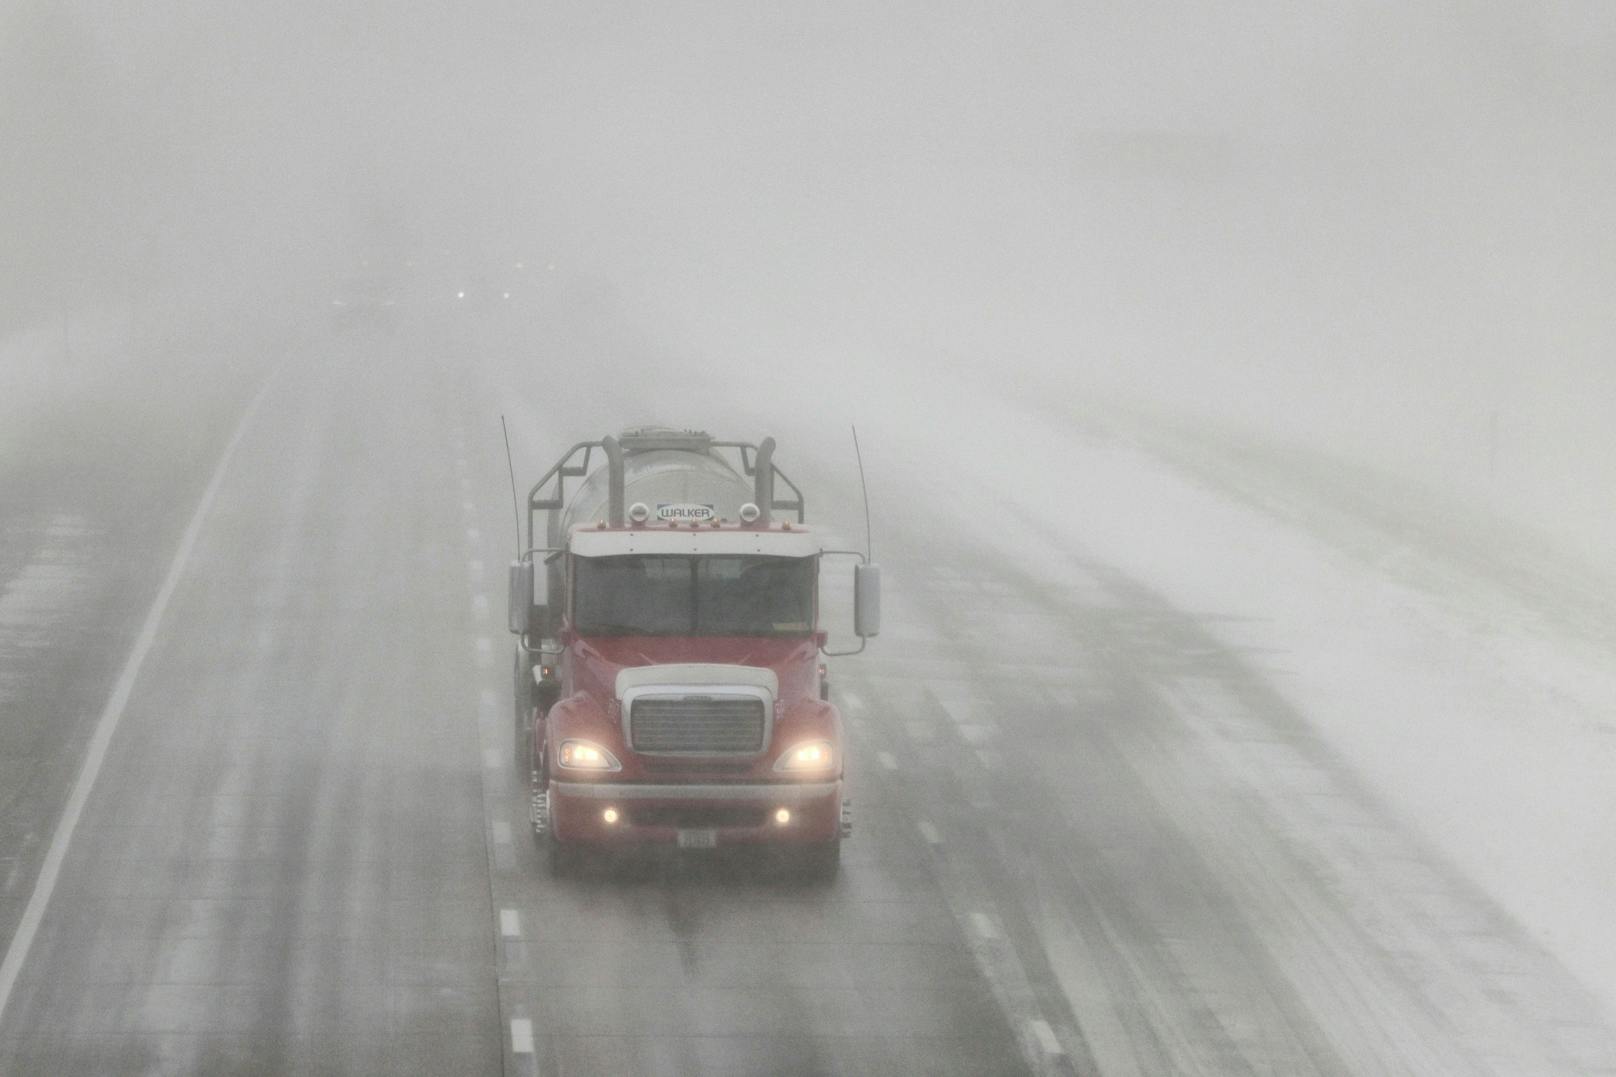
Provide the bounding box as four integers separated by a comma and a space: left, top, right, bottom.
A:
680, 348, 1616, 1019
0, 310, 138, 465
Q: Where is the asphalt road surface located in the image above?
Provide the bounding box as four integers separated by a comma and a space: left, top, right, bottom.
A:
2, 320, 1614, 1075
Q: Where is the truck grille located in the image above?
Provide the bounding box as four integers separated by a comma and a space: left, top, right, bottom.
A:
630, 696, 767, 753
627, 804, 769, 829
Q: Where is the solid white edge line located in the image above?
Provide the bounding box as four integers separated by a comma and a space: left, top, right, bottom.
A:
0, 374, 274, 1025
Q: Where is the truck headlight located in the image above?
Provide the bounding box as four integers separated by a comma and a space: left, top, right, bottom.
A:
559, 739, 622, 771
774, 740, 835, 773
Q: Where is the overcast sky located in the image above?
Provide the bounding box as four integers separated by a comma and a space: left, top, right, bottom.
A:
4, 1, 1612, 554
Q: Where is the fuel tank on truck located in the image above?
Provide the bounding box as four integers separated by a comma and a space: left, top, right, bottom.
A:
546, 428, 759, 546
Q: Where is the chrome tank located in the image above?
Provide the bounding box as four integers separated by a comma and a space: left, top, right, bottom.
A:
549, 447, 755, 547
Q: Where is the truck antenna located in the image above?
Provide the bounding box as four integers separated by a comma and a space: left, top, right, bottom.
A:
500, 415, 521, 557
852, 424, 872, 561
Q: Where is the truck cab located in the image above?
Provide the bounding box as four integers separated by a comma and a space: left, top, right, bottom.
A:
507, 428, 879, 877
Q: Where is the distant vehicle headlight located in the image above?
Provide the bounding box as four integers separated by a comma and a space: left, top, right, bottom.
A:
774, 740, 835, 773
559, 739, 621, 771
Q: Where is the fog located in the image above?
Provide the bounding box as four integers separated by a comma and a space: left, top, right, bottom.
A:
6, 2, 1613, 562
6, 6, 1616, 1071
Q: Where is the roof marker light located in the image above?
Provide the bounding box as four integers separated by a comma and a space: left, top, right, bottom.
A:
628, 502, 651, 524
739, 502, 761, 524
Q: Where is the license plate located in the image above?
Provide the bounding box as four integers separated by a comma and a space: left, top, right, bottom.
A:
677, 828, 718, 849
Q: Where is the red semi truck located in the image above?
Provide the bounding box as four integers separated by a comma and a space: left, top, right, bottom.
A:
507, 428, 879, 877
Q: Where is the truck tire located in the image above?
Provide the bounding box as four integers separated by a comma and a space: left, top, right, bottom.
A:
513, 651, 533, 769
546, 827, 578, 873
545, 826, 579, 877
792, 837, 841, 882
532, 776, 578, 877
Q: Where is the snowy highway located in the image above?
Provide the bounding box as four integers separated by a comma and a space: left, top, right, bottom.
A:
2, 315, 1614, 1075
6, 3, 1616, 1074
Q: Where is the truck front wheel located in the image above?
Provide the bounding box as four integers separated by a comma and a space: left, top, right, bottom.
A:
791, 837, 841, 882
516, 718, 532, 778
545, 822, 579, 877
533, 778, 579, 877
546, 827, 578, 873
513, 651, 534, 768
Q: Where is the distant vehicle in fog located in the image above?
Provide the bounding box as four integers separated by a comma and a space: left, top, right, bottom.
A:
329, 270, 400, 329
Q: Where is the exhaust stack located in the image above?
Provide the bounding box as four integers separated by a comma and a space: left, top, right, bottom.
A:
602, 435, 625, 527
754, 436, 776, 525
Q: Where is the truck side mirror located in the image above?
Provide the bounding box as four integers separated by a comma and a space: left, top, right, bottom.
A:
854, 562, 881, 638
534, 601, 557, 639
508, 560, 534, 635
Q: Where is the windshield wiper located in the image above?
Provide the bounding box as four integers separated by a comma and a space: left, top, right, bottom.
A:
579, 622, 660, 636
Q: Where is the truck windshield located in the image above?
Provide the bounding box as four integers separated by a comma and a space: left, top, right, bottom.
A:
573, 555, 815, 637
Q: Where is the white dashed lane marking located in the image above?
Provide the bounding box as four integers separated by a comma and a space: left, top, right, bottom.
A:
472, 594, 489, 621
483, 748, 502, 771
904, 720, 935, 743
1028, 1018, 1065, 1057
877, 752, 898, 771
468, 558, 485, 582
511, 1018, 534, 1055
917, 819, 942, 846
466, 527, 482, 546
971, 912, 1001, 940
500, 908, 521, 939
0, 375, 274, 1024
491, 815, 516, 871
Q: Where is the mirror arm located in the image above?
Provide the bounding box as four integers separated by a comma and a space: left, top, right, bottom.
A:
819, 548, 878, 654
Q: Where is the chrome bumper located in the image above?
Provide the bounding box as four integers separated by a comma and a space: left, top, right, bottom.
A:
552, 781, 838, 802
